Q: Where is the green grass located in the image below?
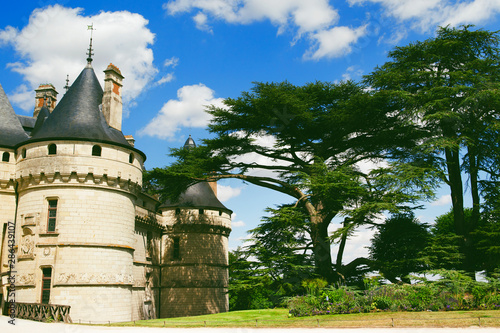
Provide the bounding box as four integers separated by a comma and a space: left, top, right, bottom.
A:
105, 308, 500, 328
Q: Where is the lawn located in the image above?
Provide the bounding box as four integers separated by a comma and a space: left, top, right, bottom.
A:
109, 308, 500, 328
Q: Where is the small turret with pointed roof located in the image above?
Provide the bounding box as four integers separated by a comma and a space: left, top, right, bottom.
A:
183, 135, 196, 149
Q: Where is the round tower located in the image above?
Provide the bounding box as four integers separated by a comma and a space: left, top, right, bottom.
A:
0, 84, 30, 310
12, 63, 145, 322
158, 137, 232, 318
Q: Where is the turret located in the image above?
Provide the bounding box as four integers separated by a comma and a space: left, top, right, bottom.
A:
157, 136, 231, 318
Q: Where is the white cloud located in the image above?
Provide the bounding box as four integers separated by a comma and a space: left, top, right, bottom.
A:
139, 83, 224, 139
193, 12, 213, 32
217, 184, 243, 202
0, 5, 156, 112
349, 0, 500, 32
232, 220, 246, 227
340, 66, 364, 82
305, 24, 368, 60
431, 194, 452, 206
156, 73, 175, 85
163, 0, 367, 60
164, 56, 179, 68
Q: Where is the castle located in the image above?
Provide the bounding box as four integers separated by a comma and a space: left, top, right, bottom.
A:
0, 52, 232, 322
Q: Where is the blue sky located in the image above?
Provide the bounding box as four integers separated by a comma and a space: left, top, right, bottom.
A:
1, 1, 499, 263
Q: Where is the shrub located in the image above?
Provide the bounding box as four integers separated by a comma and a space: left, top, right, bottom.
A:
287, 270, 500, 317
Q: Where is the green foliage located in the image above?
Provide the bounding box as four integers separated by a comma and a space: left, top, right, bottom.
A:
287, 270, 500, 317
147, 79, 428, 282
301, 278, 328, 296
368, 212, 430, 283
365, 25, 500, 274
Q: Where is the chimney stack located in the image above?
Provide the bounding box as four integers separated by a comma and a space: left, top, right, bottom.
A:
102, 63, 124, 131
209, 181, 218, 197
34, 84, 58, 117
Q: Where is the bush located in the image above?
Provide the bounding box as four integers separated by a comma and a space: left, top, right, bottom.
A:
287, 270, 500, 317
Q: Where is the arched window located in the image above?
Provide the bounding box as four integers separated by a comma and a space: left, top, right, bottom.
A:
21, 148, 26, 159
92, 145, 102, 156
175, 208, 181, 215
48, 144, 57, 155
2, 152, 9, 162
129, 153, 134, 164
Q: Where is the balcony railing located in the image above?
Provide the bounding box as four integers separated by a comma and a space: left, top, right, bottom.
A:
14, 302, 72, 323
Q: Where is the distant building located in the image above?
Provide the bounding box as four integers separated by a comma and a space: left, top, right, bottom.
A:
0, 54, 231, 322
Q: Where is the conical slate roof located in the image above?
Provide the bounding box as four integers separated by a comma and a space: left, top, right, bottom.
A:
30, 103, 50, 137
0, 84, 29, 148
160, 182, 231, 213
27, 65, 140, 153
183, 135, 196, 149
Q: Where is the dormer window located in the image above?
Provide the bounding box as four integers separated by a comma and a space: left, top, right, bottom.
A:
92, 145, 102, 157
48, 144, 57, 155
2, 152, 9, 162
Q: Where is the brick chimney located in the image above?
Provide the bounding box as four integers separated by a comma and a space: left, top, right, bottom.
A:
209, 181, 217, 197
102, 63, 124, 131
34, 84, 57, 117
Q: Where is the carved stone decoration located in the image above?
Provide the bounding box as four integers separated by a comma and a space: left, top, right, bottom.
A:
17, 273, 35, 286
19, 228, 35, 257
43, 247, 51, 257
56, 273, 134, 285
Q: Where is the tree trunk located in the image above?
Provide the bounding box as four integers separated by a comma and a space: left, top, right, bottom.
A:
468, 146, 480, 231
309, 216, 334, 283
335, 219, 350, 281
445, 146, 465, 235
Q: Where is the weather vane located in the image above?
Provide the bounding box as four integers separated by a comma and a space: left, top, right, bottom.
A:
64, 74, 70, 93
86, 23, 95, 65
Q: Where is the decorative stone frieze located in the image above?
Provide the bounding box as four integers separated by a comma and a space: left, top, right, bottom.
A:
16, 172, 142, 194
56, 272, 134, 285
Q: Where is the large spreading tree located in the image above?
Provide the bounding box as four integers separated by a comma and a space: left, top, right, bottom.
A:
364, 25, 500, 275
146, 80, 425, 282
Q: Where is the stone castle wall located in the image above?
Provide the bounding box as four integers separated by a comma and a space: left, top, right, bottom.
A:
11, 141, 142, 322
159, 208, 230, 318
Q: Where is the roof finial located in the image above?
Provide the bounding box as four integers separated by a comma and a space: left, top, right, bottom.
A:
64, 74, 70, 93
86, 23, 95, 66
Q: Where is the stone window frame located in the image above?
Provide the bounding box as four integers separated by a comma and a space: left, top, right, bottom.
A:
129, 153, 134, 164
46, 198, 58, 233
92, 145, 102, 157
172, 236, 180, 260
40, 266, 53, 304
48, 143, 57, 155
1, 151, 9, 162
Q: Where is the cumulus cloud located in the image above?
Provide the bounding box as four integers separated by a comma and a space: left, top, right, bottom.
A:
305, 25, 368, 60
139, 83, 224, 139
431, 194, 452, 206
163, 0, 366, 59
0, 5, 156, 112
217, 184, 243, 202
232, 220, 246, 227
349, 0, 500, 32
